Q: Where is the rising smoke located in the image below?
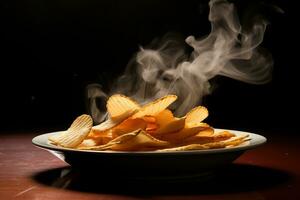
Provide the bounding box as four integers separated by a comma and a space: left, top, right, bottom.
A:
88, 0, 273, 123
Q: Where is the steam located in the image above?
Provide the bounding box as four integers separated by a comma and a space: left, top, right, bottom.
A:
88, 0, 273, 123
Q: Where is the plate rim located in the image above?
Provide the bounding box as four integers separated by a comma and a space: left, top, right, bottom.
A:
32, 128, 266, 155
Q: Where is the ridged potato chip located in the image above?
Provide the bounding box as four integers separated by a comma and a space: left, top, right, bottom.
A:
91, 95, 141, 135
145, 123, 159, 132
90, 117, 119, 135
195, 126, 214, 136
154, 109, 174, 125
111, 118, 147, 137
157, 134, 249, 152
154, 117, 185, 135
214, 130, 235, 138
78, 138, 98, 148
79, 130, 138, 150
107, 94, 140, 121
149, 109, 185, 135
48, 114, 93, 148
225, 134, 250, 147
85, 130, 114, 146
142, 116, 157, 123
91, 109, 138, 134
150, 106, 208, 136
185, 106, 208, 124
79, 129, 169, 151
132, 95, 177, 119
158, 123, 210, 142
181, 130, 234, 145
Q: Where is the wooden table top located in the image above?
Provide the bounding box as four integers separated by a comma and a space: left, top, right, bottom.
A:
1, 131, 299, 200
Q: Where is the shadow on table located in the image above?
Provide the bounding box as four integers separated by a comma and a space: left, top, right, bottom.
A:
32, 163, 291, 196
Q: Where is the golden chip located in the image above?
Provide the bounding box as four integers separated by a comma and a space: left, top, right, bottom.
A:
214, 130, 235, 138
142, 116, 157, 123
181, 129, 235, 145
150, 109, 185, 135
111, 118, 147, 137
145, 123, 159, 132
156, 142, 224, 152
158, 122, 210, 142
107, 94, 140, 121
78, 138, 98, 148
78, 130, 138, 150
196, 127, 214, 136
185, 106, 208, 124
154, 109, 174, 125
154, 117, 185, 135
224, 134, 250, 147
79, 129, 169, 151
90, 117, 119, 134
157, 134, 249, 152
132, 95, 177, 119
86, 130, 114, 145
48, 114, 93, 148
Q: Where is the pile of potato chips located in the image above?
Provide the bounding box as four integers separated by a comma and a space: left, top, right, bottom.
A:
48, 94, 249, 151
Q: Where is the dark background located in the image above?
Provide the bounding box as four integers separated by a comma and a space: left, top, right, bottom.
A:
0, 0, 298, 134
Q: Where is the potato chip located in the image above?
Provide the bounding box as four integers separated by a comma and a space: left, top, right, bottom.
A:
196, 127, 214, 136
142, 116, 157, 123
185, 106, 208, 124
154, 117, 185, 135
107, 94, 140, 121
156, 143, 219, 152
181, 129, 234, 145
132, 95, 177, 119
78, 138, 98, 148
47, 132, 63, 143
158, 123, 210, 142
154, 109, 174, 125
148, 109, 185, 135
79, 129, 169, 151
145, 123, 159, 132
157, 134, 249, 152
214, 130, 235, 138
224, 134, 249, 147
86, 130, 114, 145
91, 95, 141, 135
91, 118, 146, 141
90, 117, 119, 135
109, 130, 169, 151
78, 130, 138, 150
49, 114, 93, 148
154, 106, 209, 137
111, 118, 147, 137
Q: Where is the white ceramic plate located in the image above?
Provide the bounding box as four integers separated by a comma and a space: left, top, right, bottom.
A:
32, 129, 266, 178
